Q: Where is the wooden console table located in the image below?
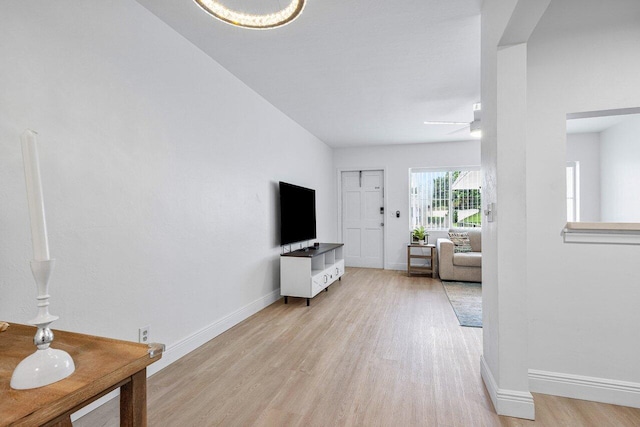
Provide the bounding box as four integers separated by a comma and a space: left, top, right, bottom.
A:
0, 324, 162, 426
407, 244, 436, 278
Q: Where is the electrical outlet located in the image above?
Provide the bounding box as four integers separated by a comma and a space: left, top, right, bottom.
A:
139, 326, 150, 343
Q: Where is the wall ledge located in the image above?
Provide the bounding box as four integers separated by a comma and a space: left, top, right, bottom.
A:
563, 222, 640, 244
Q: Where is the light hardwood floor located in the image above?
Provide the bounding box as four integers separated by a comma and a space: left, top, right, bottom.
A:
77, 268, 640, 426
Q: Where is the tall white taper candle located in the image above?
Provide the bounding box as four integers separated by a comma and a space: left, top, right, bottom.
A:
21, 130, 50, 261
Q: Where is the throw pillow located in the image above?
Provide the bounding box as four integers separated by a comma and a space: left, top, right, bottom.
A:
449, 231, 472, 253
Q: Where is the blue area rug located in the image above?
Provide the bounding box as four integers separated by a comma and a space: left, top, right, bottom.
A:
441, 281, 482, 328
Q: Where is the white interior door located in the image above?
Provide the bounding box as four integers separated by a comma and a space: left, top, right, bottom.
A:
341, 170, 384, 268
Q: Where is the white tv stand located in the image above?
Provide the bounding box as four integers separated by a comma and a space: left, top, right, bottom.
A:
280, 243, 345, 306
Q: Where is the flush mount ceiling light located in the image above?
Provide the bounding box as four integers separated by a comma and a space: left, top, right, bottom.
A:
194, 0, 305, 30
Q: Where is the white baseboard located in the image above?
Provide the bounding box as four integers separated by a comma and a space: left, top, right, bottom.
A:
385, 262, 406, 271
529, 369, 640, 409
70, 390, 120, 422
481, 355, 535, 420
71, 288, 281, 421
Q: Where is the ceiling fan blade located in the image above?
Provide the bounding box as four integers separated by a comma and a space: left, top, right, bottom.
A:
423, 120, 469, 125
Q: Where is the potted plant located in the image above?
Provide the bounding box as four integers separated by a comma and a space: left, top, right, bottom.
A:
412, 226, 429, 245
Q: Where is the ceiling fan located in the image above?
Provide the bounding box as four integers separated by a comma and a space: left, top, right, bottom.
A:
424, 103, 482, 138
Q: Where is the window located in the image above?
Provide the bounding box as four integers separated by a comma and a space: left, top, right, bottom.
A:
566, 107, 640, 224
410, 169, 482, 230
566, 161, 580, 222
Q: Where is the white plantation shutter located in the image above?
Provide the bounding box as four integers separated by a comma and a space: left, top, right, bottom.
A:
410, 168, 482, 230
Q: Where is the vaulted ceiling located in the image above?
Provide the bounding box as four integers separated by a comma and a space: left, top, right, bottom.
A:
135, 0, 482, 147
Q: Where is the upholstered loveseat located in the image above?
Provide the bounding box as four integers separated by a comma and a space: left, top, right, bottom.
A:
436, 228, 482, 282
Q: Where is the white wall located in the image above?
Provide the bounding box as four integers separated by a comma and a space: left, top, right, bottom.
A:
566, 132, 601, 222
0, 0, 335, 361
333, 141, 480, 270
526, 0, 640, 404
481, 0, 536, 419
600, 116, 640, 222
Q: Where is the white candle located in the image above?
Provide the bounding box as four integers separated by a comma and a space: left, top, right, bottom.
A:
21, 130, 50, 261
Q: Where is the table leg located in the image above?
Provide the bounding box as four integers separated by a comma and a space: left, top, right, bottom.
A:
120, 368, 147, 427
432, 246, 437, 278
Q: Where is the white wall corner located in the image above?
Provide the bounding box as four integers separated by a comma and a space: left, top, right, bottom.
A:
529, 369, 640, 409
499, 0, 551, 47
481, 355, 535, 420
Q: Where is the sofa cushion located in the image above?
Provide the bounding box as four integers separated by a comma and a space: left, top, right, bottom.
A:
450, 228, 481, 252
453, 252, 482, 267
448, 231, 472, 253
467, 229, 481, 252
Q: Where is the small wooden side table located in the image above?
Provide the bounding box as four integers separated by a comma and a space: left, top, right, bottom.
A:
0, 324, 163, 427
407, 244, 436, 278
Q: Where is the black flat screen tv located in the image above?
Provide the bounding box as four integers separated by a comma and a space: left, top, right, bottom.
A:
279, 181, 316, 246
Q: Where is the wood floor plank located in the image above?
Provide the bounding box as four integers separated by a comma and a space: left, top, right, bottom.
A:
76, 268, 640, 426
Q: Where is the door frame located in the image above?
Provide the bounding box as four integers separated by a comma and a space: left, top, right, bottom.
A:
336, 167, 388, 269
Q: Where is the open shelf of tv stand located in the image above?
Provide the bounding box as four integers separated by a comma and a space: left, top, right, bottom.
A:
280, 243, 345, 306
